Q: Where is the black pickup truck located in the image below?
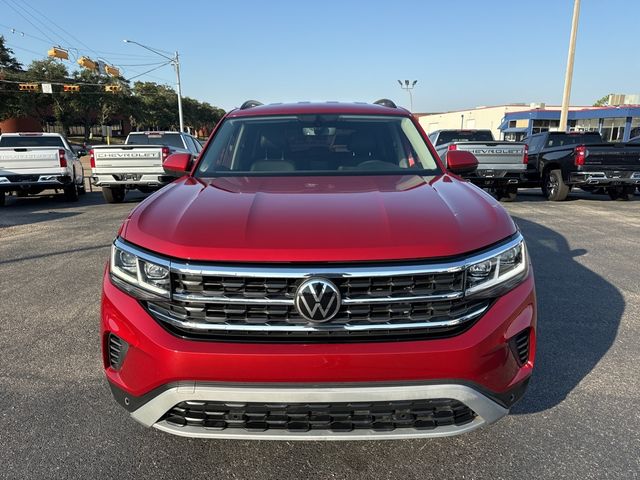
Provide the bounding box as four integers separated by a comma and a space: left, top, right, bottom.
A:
523, 131, 640, 201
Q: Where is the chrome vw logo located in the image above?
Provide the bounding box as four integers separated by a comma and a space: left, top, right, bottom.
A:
294, 278, 341, 323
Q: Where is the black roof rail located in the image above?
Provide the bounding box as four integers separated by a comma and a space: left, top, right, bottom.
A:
240, 100, 263, 110
373, 99, 397, 108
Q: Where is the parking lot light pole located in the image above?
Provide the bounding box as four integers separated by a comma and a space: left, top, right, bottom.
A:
397, 79, 418, 112
123, 39, 185, 132
559, 0, 581, 132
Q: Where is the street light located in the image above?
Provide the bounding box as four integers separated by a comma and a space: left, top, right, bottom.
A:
397, 79, 418, 112
123, 39, 184, 132
559, 0, 581, 132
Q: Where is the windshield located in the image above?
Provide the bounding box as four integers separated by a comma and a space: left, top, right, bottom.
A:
435, 130, 494, 146
0, 136, 65, 148
127, 133, 185, 149
195, 115, 440, 176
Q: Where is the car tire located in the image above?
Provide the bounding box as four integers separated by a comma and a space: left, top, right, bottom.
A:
63, 182, 79, 202
607, 186, 635, 201
78, 179, 86, 195
0, 191, 5, 206
543, 169, 570, 201
102, 186, 126, 204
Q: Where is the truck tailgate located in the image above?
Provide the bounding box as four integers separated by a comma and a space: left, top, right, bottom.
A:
583, 144, 640, 170
92, 146, 163, 172
454, 142, 526, 170
0, 148, 61, 175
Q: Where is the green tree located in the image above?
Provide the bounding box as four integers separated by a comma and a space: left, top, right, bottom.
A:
593, 94, 610, 107
0, 35, 24, 121
22, 58, 71, 131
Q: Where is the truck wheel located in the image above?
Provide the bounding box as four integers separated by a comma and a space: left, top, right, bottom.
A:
63, 182, 79, 202
608, 186, 634, 201
102, 186, 126, 204
496, 186, 517, 202
78, 179, 86, 195
0, 191, 5, 206
543, 169, 570, 201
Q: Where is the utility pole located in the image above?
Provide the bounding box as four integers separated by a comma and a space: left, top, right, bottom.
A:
124, 40, 185, 132
397, 80, 418, 112
559, 0, 581, 132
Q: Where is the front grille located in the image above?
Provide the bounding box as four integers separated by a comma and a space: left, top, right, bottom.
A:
143, 261, 493, 342
512, 329, 530, 365
162, 399, 476, 433
107, 333, 128, 370
173, 272, 464, 300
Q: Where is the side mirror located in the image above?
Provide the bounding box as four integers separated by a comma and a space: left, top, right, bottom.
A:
446, 150, 478, 174
163, 152, 193, 175
77, 149, 88, 157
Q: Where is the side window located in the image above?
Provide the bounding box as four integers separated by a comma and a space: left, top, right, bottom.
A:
191, 136, 203, 153
428, 132, 437, 144
527, 135, 543, 154
184, 135, 198, 154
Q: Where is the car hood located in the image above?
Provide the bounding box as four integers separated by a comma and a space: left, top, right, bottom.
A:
122, 175, 516, 263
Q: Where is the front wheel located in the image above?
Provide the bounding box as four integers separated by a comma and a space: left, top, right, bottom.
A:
608, 186, 635, 201
102, 186, 126, 204
0, 191, 5, 206
542, 169, 570, 201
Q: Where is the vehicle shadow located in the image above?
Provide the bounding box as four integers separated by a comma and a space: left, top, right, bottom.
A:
510, 216, 624, 414
0, 191, 147, 229
514, 187, 639, 203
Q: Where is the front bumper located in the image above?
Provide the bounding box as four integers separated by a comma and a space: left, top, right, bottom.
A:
568, 171, 640, 186
101, 270, 536, 439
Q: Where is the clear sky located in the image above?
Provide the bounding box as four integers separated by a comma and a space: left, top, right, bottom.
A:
1, 0, 637, 113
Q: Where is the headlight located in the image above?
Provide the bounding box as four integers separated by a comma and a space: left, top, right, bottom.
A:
110, 239, 171, 298
465, 237, 528, 297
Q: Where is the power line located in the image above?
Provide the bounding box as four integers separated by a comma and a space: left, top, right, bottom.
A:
6, 0, 76, 50
125, 62, 173, 81
19, 1, 100, 57
4, 42, 45, 57
0, 0, 58, 45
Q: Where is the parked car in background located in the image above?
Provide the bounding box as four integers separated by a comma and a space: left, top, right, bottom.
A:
102, 100, 536, 440
90, 131, 202, 203
428, 129, 527, 201
0, 132, 85, 206
523, 131, 640, 201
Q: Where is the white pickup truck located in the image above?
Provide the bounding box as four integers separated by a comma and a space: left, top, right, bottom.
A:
428, 129, 528, 201
90, 131, 202, 203
0, 132, 85, 206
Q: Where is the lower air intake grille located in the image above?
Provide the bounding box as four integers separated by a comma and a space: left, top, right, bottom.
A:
107, 333, 128, 370
512, 329, 530, 365
162, 399, 476, 433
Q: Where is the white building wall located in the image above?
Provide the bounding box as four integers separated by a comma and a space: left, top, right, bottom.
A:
416, 105, 533, 140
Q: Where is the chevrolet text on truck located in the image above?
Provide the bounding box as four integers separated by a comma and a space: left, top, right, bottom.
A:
0, 132, 85, 205
102, 100, 536, 440
90, 131, 202, 203
428, 129, 527, 201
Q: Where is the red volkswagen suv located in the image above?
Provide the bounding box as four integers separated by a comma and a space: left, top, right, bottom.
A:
102, 100, 536, 440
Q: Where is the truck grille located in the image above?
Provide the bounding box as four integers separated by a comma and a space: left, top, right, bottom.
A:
145, 262, 491, 342
162, 398, 476, 433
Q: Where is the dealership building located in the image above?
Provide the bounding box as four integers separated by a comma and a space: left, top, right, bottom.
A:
416, 95, 640, 143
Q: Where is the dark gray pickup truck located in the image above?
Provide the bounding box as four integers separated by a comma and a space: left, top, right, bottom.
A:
523, 131, 640, 201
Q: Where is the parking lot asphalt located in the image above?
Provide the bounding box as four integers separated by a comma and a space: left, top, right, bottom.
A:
1, 188, 639, 480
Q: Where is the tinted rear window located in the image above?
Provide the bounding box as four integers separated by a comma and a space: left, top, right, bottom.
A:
127, 133, 185, 149
545, 133, 603, 148
435, 130, 494, 146
0, 136, 65, 148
